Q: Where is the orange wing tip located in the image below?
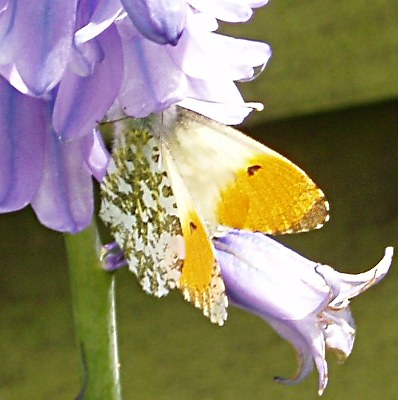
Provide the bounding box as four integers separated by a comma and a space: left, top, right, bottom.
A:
296, 195, 330, 232
217, 156, 330, 234
313, 198, 330, 229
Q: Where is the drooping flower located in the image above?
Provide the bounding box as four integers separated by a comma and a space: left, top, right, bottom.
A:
0, 0, 270, 232
213, 229, 393, 395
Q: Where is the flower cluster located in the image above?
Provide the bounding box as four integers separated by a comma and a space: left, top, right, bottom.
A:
0, 0, 270, 232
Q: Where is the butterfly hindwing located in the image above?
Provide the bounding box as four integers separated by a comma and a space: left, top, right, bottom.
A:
100, 117, 227, 325
161, 107, 329, 235
100, 118, 183, 297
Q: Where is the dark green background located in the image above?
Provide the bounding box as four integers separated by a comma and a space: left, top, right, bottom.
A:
225, 0, 398, 125
1, 1, 398, 399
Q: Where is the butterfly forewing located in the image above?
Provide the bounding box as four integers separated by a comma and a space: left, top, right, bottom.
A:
162, 107, 329, 235
100, 118, 183, 297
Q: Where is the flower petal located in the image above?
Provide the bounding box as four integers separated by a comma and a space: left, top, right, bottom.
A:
121, 0, 186, 45
116, 35, 187, 117
322, 307, 355, 360
214, 231, 330, 320
0, 78, 46, 212
81, 129, 110, 182
335, 247, 393, 301
68, 36, 105, 78
75, 0, 123, 45
0, 1, 17, 65
169, 12, 271, 81
53, 25, 123, 141
187, 0, 268, 23
31, 128, 94, 233
12, 0, 78, 95
179, 76, 258, 124
0, 63, 31, 95
271, 317, 328, 395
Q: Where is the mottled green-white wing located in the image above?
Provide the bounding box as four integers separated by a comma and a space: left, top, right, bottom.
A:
100, 118, 183, 297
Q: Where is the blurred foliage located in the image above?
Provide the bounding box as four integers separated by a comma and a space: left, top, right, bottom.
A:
222, 0, 398, 125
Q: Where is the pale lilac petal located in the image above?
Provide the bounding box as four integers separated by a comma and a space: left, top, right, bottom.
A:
248, 0, 269, 7
187, 0, 267, 22
0, 0, 9, 12
121, 0, 186, 45
12, 1, 78, 95
270, 318, 315, 385
31, 129, 94, 233
271, 318, 328, 395
68, 37, 105, 78
117, 37, 187, 117
330, 247, 393, 304
170, 12, 270, 81
53, 26, 123, 141
214, 231, 329, 320
179, 96, 253, 124
306, 324, 328, 396
179, 77, 258, 124
0, 78, 46, 212
81, 129, 110, 182
115, 13, 141, 40
0, 63, 31, 95
0, 1, 17, 65
75, 0, 123, 45
322, 308, 355, 359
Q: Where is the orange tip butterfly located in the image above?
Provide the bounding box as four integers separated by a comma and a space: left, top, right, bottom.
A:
100, 106, 329, 325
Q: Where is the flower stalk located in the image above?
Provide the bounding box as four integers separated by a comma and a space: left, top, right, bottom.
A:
65, 219, 122, 400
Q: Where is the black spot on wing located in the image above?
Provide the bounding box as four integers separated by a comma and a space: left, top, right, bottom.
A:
189, 222, 197, 232
247, 165, 262, 176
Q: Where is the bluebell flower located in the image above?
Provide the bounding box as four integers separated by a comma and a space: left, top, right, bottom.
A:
214, 229, 393, 395
0, 0, 270, 232
0, 77, 110, 232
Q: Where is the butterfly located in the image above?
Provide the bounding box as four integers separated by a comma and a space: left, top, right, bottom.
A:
99, 106, 329, 325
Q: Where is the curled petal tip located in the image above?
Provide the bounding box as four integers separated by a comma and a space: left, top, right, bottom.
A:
274, 356, 327, 396
384, 246, 394, 261
318, 384, 326, 396
246, 102, 264, 111
374, 246, 394, 280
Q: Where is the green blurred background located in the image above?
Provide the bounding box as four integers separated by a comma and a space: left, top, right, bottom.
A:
1, 1, 397, 399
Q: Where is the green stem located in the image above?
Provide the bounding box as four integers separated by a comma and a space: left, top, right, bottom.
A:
65, 220, 122, 400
